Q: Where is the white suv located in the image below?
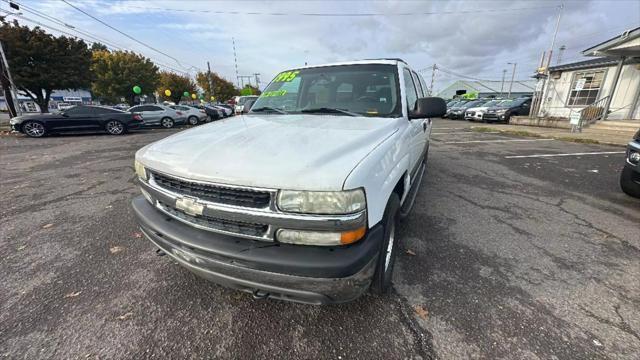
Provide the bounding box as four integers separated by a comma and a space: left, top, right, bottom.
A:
132, 59, 446, 304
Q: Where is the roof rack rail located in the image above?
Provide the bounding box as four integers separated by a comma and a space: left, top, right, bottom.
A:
362, 58, 408, 64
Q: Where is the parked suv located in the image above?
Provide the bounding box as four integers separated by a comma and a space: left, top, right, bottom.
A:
132, 59, 446, 304
128, 104, 186, 128
620, 128, 640, 198
483, 97, 531, 123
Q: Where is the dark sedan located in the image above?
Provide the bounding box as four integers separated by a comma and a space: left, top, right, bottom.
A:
9, 105, 144, 138
483, 97, 531, 123
448, 100, 485, 120
620, 128, 640, 198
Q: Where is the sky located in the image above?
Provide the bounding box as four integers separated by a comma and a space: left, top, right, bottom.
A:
3, 0, 640, 93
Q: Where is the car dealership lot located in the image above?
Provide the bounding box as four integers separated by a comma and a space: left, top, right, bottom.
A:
1, 120, 638, 359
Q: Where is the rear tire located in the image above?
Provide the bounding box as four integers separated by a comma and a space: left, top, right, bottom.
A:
370, 194, 401, 295
188, 116, 199, 125
22, 121, 46, 138
620, 166, 640, 198
161, 117, 175, 128
105, 120, 125, 135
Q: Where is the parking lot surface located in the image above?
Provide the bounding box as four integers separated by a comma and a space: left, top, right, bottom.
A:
1, 119, 638, 359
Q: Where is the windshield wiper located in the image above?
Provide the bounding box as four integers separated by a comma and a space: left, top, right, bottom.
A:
300, 107, 358, 116
250, 106, 287, 114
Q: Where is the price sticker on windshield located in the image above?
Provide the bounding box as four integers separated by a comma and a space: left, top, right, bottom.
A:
274, 70, 299, 83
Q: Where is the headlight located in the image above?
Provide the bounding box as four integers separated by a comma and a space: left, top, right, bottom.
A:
496, 109, 507, 114
277, 188, 366, 214
134, 159, 147, 180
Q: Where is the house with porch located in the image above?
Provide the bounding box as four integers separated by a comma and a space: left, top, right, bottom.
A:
538, 27, 640, 124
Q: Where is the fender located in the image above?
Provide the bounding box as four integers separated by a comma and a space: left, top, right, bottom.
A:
343, 127, 411, 227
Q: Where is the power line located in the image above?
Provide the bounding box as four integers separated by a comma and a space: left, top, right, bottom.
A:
60, 0, 202, 71
117, 4, 560, 17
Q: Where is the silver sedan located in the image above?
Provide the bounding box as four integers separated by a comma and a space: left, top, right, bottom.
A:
170, 105, 208, 125
127, 104, 187, 128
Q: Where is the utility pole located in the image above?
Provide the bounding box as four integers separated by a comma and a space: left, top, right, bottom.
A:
500, 69, 507, 97
232, 37, 239, 88
207, 61, 215, 101
428, 64, 437, 96
545, 4, 564, 70
0, 40, 21, 117
253, 73, 260, 90
507, 62, 517, 98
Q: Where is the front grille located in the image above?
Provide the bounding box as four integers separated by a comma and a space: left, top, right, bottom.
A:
151, 171, 271, 208
467, 111, 475, 116
158, 201, 269, 237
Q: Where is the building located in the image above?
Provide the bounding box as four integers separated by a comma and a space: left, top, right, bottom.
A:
437, 79, 536, 99
538, 27, 640, 121
0, 88, 92, 113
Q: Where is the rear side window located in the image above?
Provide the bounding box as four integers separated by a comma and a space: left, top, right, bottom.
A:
403, 68, 418, 112
148, 106, 163, 111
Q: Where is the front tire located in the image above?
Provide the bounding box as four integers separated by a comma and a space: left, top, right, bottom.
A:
105, 120, 125, 135
161, 117, 175, 128
620, 166, 640, 198
370, 194, 401, 295
188, 116, 199, 125
22, 121, 46, 138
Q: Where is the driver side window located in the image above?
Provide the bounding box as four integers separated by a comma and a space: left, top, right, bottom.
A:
403, 68, 418, 112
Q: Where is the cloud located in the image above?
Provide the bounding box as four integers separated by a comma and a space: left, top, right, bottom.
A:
15, 0, 640, 92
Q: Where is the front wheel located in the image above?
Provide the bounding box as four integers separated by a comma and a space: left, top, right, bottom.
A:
188, 116, 199, 125
620, 166, 640, 198
161, 117, 175, 128
105, 120, 125, 135
22, 121, 46, 138
370, 194, 401, 295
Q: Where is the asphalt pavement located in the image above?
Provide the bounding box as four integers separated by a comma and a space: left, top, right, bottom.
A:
1, 119, 638, 359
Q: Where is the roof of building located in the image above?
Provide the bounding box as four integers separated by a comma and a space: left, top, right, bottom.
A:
582, 26, 640, 57
548, 56, 640, 72
437, 79, 536, 98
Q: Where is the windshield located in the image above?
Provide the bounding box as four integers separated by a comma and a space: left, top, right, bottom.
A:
482, 100, 501, 107
237, 96, 257, 105
497, 100, 514, 107
251, 64, 401, 117
465, 100, 484, 107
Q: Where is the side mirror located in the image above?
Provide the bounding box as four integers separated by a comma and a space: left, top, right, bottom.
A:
243, 99, 256, 113
409, 97, 447, 119
61, 112, 68, 117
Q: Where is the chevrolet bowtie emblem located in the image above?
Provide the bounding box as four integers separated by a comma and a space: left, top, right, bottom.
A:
175, 196, 204, 216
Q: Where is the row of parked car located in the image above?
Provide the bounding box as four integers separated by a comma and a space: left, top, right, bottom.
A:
445, 97, 532, 123
9, 103, 235, 138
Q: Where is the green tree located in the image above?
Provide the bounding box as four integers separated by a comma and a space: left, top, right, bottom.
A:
90, 42, 109, 52
0, 20, 92, 113
157, 71, 196, 104
91, 50, 160, 105
240, 85, 261, 96
195, 71, 239, 102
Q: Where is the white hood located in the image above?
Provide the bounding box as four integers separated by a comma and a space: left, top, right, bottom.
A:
466, 106, 489, 112
137, 114, 399, 191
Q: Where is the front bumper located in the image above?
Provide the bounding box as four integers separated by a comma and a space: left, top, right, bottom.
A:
626, 140, 640, 172
483, 112, 508, 121
132, 196, 382, 304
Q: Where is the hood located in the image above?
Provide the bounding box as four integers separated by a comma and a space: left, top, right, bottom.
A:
466, 106, 489, 112
137, 114, 399, 191
10, 113, 59, 124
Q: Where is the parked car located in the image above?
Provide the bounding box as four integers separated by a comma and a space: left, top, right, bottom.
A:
483, 97, 532, 123
132, 59, 446, 304
234, 96, 259, 114
214, 104, 234, 117
448, 99, 485, 120
620, 128, 640, 198
203, 105, 224, 121
169, 105, 207, 125
128, 104, 186, 128
113, 103, 130, 111
445, 100, 468, 119
464, 99, 505, 122
241, 98, 257, 114
9, 105, 144, 137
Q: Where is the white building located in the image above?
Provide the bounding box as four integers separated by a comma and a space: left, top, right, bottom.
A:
538, 27, 640, 122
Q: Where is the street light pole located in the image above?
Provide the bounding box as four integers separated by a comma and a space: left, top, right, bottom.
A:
507, 62, 517, 98
500, 69, 507, 97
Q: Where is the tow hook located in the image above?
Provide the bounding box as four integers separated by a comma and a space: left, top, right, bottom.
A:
155, 248, 166, 256
252, 289, 270, 299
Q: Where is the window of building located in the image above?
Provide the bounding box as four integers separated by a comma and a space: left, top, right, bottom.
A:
567, 69, 606, 106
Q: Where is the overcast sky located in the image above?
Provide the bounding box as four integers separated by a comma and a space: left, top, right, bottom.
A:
5, 0, 640, 93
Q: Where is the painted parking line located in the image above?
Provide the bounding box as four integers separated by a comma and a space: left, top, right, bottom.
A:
505, 151, 625, 159
443, 138, 555, 144
431, 131, 500, 135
